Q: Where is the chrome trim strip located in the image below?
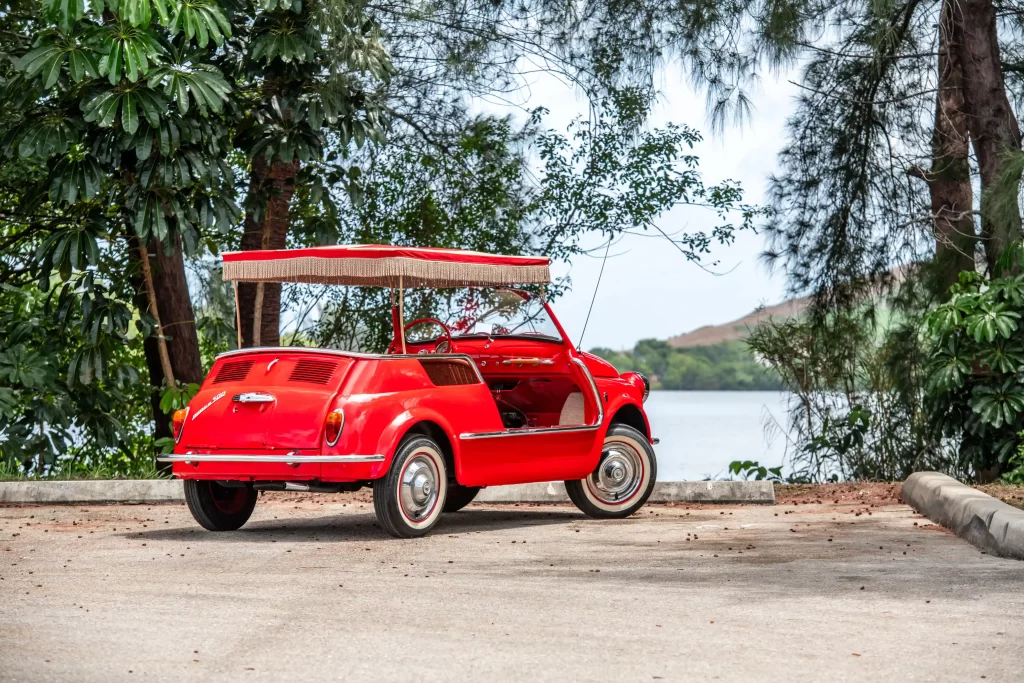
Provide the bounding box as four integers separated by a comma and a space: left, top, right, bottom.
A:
460, 424, 600, 440
157, 454, 385, 464
500, 358, 555, 366
459, 356, 604, 440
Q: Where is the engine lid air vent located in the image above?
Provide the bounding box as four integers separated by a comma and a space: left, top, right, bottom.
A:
213, 359, 255, 384
288, 359, 338, 384
419, 358, 479, 386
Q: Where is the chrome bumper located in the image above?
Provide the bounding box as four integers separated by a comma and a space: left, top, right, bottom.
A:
157, 454, 385, 465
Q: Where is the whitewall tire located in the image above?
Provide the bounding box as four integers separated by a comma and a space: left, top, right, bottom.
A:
373, 436, 448, 538
565, 424, 656, 518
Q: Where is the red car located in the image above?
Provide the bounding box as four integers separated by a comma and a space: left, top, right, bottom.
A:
161, 245, 657, 537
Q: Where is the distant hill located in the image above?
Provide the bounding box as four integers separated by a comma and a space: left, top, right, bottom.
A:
667, 295, 810, 348
589, 294, 809, 390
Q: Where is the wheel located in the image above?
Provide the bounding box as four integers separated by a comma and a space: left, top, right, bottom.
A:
183, 480, 258, 531
565, 424, 657, 519
443, 484, 480, 513
373, 436, 448, 538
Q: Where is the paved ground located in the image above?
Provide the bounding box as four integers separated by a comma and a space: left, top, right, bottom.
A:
1, 494, 1022, 683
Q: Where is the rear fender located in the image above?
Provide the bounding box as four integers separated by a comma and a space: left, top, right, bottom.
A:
375, 408, 462, 478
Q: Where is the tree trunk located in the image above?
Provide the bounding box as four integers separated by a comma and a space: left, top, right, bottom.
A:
129, 236, 202, 472
237, 154, 300, 347
148, 234, 204, 385
951, 0, 1023, 272
914, 0, 977, 295
130, 251, 172, 470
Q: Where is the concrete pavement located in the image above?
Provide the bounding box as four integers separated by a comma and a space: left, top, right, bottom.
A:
1, 495, 1022, 682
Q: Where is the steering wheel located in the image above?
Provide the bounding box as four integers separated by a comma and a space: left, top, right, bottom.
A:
389, 317, 455, 354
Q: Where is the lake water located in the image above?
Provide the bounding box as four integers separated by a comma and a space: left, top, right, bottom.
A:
644, 391, 792, 481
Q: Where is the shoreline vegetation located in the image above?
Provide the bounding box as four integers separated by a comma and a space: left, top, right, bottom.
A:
591, 339, 782, 391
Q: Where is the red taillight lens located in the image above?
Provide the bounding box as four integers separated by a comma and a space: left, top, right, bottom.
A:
325, 409, 344, 446
172, 408, 189, 443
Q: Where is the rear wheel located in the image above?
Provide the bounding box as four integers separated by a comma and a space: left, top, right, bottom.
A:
565, 424, 656, 519
373, 436, 448, 538
183, 480, 258, 531
443, 484, 480, 513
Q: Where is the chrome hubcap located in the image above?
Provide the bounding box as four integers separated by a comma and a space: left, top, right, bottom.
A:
590, 442, 643, 503
400, 454, 440, 522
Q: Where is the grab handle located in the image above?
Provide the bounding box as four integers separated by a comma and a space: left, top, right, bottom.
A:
232, 392, 275, 404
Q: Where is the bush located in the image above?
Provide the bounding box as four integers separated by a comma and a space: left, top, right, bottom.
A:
924, 270, 1024, 479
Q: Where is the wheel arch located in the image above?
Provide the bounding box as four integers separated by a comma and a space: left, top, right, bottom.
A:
608, 401, 650, 440
376, 409, 461, 483
401, 419, 456, 482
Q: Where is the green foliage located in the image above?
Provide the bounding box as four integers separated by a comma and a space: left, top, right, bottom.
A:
159, 381, 199, 413
728, 460, 783, 481
591, 340, 783, 391
747, 300, 962, 483
924, 268, 1024, 474
1004, 437, 1024, 485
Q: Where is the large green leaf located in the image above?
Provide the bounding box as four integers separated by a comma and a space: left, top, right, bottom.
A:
970, 379, 1024, 429
16, 31, 99, 89
90, 22, 164, 84
147, 52, 230, 115
47, 153, 105, 204
249, 16, 316, 63
82, 85, 167, 134
35, 226, 102, 279
169, 0, 232, 48
17, 116, 79, 159
966, 302, 1020, 343
42, 0, 86, 33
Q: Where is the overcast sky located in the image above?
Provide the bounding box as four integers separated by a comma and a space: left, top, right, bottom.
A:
477, 64, 802, 350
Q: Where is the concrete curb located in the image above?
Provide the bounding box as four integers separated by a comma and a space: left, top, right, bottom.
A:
901, 472, 1024, 560
0, 479, 775, 506
0, 480, 185, 505
476, 480, 776, 504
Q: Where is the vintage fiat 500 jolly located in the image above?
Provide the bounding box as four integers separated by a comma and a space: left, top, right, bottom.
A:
161, 245, 656, 537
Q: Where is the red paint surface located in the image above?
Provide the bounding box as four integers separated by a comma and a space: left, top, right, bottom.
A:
173, 297, 651, 486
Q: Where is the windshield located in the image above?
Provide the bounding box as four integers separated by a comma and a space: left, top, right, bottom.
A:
447, 289, 562, 342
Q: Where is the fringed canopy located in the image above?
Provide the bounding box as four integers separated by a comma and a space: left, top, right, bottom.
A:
221, 245, 551, 288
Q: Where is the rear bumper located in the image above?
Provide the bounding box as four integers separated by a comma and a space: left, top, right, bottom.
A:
158, 454, 384, 464
161, 453, 387, 481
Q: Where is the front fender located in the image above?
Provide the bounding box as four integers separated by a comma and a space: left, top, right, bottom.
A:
600, 385, 652, 441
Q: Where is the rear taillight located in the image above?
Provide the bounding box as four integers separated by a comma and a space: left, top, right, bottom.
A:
325, 409, 344, 446
172, 407, 189, 443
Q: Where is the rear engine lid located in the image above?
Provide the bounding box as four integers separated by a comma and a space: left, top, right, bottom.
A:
180, 352, 354, 451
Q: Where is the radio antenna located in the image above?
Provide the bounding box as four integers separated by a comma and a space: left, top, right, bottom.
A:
577, 235, 612, 351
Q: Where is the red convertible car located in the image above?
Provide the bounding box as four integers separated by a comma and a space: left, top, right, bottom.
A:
160, 245, 656, 537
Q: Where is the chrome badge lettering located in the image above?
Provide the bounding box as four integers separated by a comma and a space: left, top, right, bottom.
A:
192, 391, 226, 421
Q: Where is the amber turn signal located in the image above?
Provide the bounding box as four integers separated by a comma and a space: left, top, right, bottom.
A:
172, 408, 189, 443
325, 409, 345, 446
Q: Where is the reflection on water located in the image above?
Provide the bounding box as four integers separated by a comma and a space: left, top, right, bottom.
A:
644, 391, 792, 481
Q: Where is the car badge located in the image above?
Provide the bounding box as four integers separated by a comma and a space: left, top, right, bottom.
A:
191, 391, 226, 421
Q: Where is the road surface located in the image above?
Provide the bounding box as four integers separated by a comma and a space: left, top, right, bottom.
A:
1, 494, 1022, 682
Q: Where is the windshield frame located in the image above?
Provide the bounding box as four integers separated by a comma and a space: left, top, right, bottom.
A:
447, 288, 566, 344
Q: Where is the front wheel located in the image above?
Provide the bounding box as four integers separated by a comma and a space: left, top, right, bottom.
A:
373, 436, 448, 538
183, 480, 258, 531
565, 424, 657, 519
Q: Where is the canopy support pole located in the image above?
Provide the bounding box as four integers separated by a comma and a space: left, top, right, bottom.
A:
398, 274, 406, 354
233, 281, 242, 349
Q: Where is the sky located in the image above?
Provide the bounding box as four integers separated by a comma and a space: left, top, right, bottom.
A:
477, 65, 802, 351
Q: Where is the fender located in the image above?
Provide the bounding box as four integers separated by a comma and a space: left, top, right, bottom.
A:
375, 406, 462, 475
601, 390, 652, 441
